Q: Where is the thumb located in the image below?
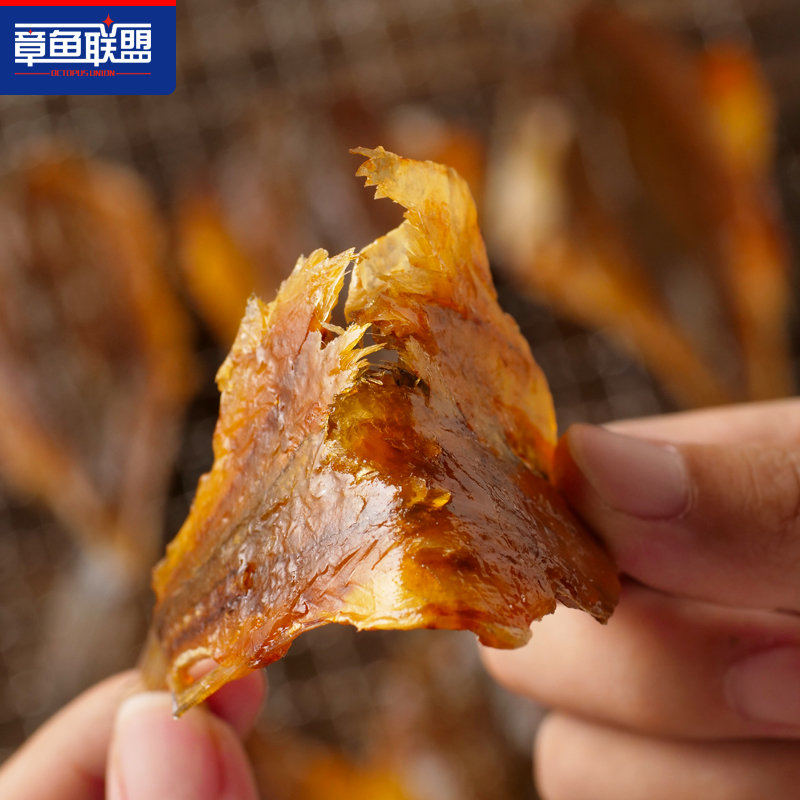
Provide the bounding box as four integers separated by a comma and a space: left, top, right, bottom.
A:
106, 692, 258, 800
555, 424, 800, 612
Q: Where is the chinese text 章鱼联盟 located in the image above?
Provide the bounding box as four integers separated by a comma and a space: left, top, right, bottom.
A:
15, 24, 151, 67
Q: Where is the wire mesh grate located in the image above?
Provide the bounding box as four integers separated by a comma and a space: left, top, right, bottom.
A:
0, 1, 799, 798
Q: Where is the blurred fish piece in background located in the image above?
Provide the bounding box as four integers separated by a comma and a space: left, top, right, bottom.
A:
176, 104, 320, 345
571, 1, 793, 400
0, 147, 195, 707
486, 95, 731, 408
486, 1, 795, 406
247, 729, 412, 800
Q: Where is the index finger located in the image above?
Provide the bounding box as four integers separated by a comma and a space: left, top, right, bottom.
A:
555, 422, 800, 612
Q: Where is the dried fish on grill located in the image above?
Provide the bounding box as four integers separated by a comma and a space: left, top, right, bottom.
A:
572, 3, 792, 400
485, 97, 730, 409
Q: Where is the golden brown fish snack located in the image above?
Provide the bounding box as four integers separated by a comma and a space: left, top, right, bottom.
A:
143, 149, 619, 714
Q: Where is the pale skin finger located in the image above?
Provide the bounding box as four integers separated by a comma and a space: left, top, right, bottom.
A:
554, 423, 800, 611
0, 669, 265, 800
191, 661, 266, 738
483, 581, 800, 738
106, 692, 259, 800
490, 402, 800, 799
536, 713, 800, 800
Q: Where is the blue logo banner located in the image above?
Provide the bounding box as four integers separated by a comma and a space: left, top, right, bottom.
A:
1, 0, 176, 95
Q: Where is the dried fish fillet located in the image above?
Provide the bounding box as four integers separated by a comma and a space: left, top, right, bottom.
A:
485, 100, 730, 409
573, 5, 792, 400
0, 148, 194, 576
144, 149, 619, 714
698, 43, 792, 401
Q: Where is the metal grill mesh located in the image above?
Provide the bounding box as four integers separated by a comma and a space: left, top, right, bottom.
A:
1, 1, 799, 797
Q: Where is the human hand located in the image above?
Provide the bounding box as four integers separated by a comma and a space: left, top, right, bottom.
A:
483, 398, 800, 799
0, 666, 265, 800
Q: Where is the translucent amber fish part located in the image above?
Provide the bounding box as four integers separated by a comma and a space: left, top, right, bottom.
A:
145, 149, 619, 715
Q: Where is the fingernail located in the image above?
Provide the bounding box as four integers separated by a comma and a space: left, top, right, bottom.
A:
108, 692, 225, 800
567, 425, 689, 519
726, 647, 800, 728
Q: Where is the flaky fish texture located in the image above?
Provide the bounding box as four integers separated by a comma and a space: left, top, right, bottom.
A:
144, 148, 619, 715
